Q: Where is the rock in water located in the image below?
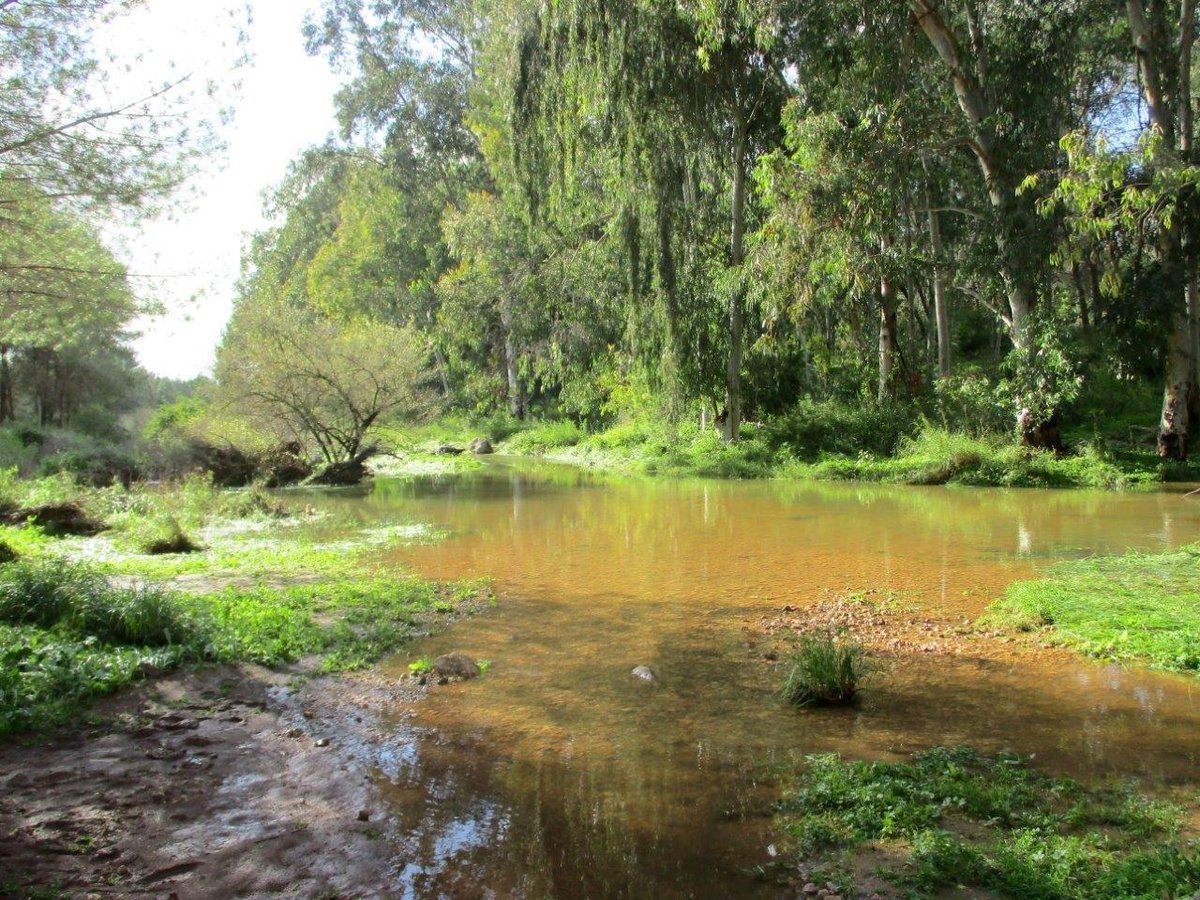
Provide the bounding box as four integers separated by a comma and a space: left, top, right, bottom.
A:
469, 438, 494, 455
431, 653, 480, 681
631, 665, 657, 683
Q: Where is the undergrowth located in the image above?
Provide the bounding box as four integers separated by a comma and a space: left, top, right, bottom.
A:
776, 746, 1200, 898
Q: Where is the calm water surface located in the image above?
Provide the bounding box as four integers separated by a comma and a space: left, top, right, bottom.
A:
312, 460, 1200, 898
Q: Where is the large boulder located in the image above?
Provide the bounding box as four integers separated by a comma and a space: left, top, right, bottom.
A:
468, 438, 494, 455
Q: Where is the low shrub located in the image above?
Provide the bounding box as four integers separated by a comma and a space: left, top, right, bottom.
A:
502, 420, 587, 454
780, 632, 866, 706
765, 398, 920, 460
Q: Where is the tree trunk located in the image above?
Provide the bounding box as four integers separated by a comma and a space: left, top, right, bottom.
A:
0, 345, 13, 423
922, 168, 952, 378
722, 120, 748, 444
1126, 0, 1198, 457
878, 238, 899, 401
908, 0, 1033, 350
499, 295, 526, 419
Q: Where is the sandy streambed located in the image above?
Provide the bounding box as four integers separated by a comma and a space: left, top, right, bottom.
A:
0, 664, 431, 899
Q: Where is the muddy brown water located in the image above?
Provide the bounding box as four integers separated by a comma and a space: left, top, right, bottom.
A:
304, 459, 1200, 898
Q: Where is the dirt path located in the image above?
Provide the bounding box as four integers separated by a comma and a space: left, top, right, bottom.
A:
0, 664, 426, 899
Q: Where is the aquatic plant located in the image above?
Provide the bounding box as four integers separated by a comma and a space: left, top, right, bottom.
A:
780, 632, 865, 706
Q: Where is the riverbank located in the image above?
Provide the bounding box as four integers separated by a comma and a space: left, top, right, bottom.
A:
748, 545, 1200, 897
0, 661, 452, 898
0, 474, 496, 897
379, 415, 1200, 489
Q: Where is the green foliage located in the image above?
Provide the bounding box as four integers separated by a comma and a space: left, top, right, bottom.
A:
501, 420, 586, 453
765, 399, 919, 459
777, 746, 1198, 898
143, 395, 208, 441
780, 633, 865, 706
0, 559, 197, 647
986, 546, 1200, 671
216, 300, 439, 464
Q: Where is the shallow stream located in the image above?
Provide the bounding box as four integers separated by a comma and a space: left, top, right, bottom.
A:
310, 459, 1200, 898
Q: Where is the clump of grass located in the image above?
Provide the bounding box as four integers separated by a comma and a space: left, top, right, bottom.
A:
0, 559, 198, 647
408, 657, 432, 675
776, 746, 1200, 898
0, 556, 491, 736
780, 632, 866, 706
985, 544, 1200, 671
127, 515, 205, 555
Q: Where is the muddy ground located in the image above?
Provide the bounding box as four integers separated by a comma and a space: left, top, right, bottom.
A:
0, 594, 1057, 900
0, 664, 428, 899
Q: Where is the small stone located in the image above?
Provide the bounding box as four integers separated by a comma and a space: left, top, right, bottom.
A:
357, 810, 370, 822
314, 737, 329, 748
437, 676, 449, 686
802, 884, 819, 896
631, 665, 657, 683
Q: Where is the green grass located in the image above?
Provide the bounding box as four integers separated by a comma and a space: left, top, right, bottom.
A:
492, 416, 1193, 488
0, 556, 490, 736
985, 545, 1200, 671
776, 746, 1200, 898
780, 633, 866, 706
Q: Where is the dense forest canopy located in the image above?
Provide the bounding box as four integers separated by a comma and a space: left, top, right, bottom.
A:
213, 0, 1200, 462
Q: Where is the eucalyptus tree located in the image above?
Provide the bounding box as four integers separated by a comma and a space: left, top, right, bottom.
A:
1121, 0, 1199, 458
0, 180, 141, 424
514, 0, 788, 440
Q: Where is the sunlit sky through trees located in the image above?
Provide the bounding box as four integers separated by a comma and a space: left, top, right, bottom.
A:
96, 1, 342, 380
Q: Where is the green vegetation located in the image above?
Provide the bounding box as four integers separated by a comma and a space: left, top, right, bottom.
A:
0, 470, 489, 737
0, 553, 487, 736
780, 633, 866, 706
986, 545, 1200, 672
776, 746, 1200, 898
446, 412, 1196, 488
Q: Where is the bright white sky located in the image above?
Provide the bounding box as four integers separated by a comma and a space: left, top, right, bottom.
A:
96, 1, 344, 381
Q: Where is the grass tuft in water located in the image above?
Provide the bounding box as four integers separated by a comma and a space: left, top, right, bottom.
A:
776, 746, 1200, 898
780, 633, 866, 706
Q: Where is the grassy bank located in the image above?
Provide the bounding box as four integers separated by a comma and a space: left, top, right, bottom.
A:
0, 472, 491, 737
985, 545, 1200, 672
382, 412, 1200, 489
775, 746, 1200, 898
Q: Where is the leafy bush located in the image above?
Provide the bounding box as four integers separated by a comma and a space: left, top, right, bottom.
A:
780, 632, 866, 706
502, 420, 587, 453
764, 398, 920, 459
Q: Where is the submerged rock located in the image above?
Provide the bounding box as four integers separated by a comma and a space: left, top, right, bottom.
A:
630, 665, 657, 683
468, 438, 494, 455
431, 653, 480, 681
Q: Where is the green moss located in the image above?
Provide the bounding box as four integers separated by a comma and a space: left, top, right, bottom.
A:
776, 746, 1198, 898
985, 545, 1200, 671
